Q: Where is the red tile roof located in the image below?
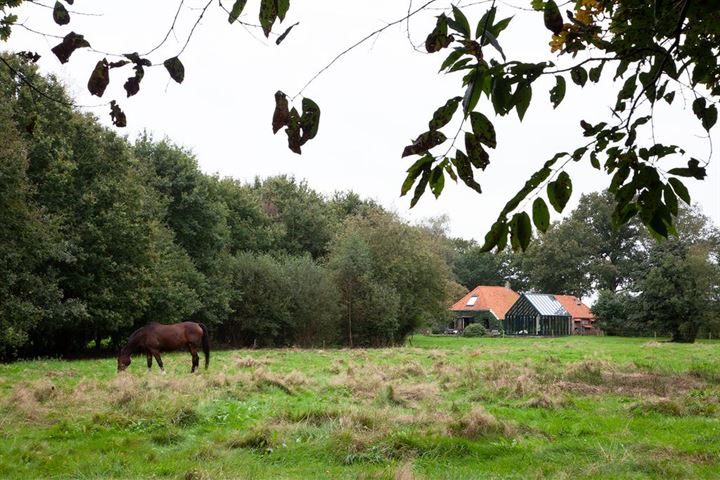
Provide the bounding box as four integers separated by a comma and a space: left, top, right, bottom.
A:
555, 295, 595, 321
449, 286, 520, 319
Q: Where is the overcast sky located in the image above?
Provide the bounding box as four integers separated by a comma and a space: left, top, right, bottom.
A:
6, 0, 719, 242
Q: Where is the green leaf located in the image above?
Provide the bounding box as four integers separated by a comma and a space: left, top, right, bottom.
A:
429, 165, 446, 198
410, 167, 431, 207
450, 5, 471, 37
448, 58, 473, 73
513, 82, 532, 121
618, 75, 637, 100
276, 0, 290, 22
547, 171, 572, 213
570, 66, 588, 87
453, 150, 482, 193
299, 97, 321, 144
549, 75, 565, 109
667, 158, 707, 180
462, 76, 483, 116
259, 0, 277, 37
440, 49, 464, 72
470, 112, 496, 148
53, 1, 70, 25
543, 0, 563, 35
702, 105, 717, 131
465, 132, 490, 170
668, 177, 690, 204
163, 57, 185, 83
609, 162, 630, 192
532, 198, 550, 233
228, 0, 248, 23
589, 62, 604, 83
87, 58, 109, 97
480, 30, 506, 61
402, 155, 435, 198
429, 97, 461, 130
480, 219, 506, 252
476, 7, 497, 39
445, 163, 458, 182
692, 97, 706, 117
663, 184, 678, 216
490, 17, 513, 38
571, 146, 587, 161
513, 211, 532, 251
491, 76, 511, 115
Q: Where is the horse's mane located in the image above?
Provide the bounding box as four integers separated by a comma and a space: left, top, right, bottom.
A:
121, 325, 149, 356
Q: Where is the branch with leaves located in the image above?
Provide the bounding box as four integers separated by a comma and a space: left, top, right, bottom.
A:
2, 0, 718, 251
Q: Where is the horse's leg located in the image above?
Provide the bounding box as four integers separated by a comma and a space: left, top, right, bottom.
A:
151, 350, 165, 374
146, 352, 153, 371
189, 345, 199, 373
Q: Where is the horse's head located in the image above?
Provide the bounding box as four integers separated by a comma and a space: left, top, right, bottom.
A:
117, 351, 131, 372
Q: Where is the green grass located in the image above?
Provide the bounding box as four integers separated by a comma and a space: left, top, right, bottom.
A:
1, 336, 719, 479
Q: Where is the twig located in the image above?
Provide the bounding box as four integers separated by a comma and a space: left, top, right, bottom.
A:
175, 0, 214, 58
25, 0, 103, 17
142, 0, 186, 56
405, 0, 427, 54
292, 0, 439, 101
542, 56, 616, 75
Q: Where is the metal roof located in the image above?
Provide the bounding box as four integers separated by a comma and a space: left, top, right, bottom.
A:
523, 293, 570, 316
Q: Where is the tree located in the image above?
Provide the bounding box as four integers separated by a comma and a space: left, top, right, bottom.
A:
633, 239, 707, 342
592, 289, 639, 337
253, 176, 334, 259
328, 211, 456, 346
522, 191, 644, 296
522, 220, 595, 297
614, 205, 719, 342
0, 100, 64, 358
569, 191, 643, 292
1, 1, 717, 249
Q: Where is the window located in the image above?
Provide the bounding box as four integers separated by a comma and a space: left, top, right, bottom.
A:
466, 296, 478, 306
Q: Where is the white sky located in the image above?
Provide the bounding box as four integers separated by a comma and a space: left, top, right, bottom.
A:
6, 0, 719, 242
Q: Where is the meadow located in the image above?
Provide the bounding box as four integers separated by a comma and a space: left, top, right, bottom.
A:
1, 336, 719, 479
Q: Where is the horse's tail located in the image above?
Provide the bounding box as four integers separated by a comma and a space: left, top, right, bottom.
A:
199, 323, 210, 369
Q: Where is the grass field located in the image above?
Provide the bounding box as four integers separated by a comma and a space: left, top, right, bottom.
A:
1, 336, 719, 479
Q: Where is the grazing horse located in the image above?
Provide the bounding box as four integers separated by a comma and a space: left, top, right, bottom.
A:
117, 322, 210, 373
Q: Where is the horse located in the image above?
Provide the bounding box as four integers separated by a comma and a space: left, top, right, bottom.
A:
117, 322, 210, 373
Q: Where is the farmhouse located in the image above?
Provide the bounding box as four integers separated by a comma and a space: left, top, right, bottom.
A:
504, 293, 572, 336
555, 294, 599, 335
449, 285, 520, 332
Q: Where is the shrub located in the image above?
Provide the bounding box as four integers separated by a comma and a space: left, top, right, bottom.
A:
463, 323, 486, 337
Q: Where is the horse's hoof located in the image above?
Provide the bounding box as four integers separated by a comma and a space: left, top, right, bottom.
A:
160, 370, 166, 375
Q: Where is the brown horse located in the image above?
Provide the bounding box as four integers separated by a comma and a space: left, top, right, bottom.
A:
117, 322, 210, 373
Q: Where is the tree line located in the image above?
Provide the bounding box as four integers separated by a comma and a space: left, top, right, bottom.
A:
451, 191, 720, 342
1, 54, 718, 359
0, 55, 463, 358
